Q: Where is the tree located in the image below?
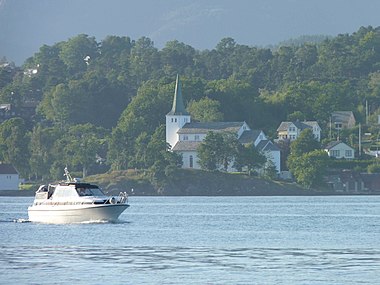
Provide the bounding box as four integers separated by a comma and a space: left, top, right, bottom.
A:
0, 118, 30, 177
234, 143, 266, 174
197, 131, 239, 171
197, 132, 222, 171
187, 97, 223, 122
29, 125, 62, 180
290, 128, 321, 157
264, 159, 278, 179
146, 125, 182, 187
287, 150, 329, 188
59, 34, 98, 76
59, 124, 107, 177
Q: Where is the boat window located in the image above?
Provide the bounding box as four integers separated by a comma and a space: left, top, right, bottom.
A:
89, 188, 105, 196
76, 187, 104, 196
77, 188, 92, 196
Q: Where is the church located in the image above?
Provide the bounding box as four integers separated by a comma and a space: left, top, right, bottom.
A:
165, 75, 281, 173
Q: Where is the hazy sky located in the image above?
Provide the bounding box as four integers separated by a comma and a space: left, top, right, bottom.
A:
1, 0, 380, 64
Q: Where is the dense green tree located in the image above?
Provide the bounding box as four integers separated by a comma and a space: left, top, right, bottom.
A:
289, 128, 321, 157
29, 125, 62, 180
187, 97, 223, 122
234, 143, 266, 174
197, 132, 224, 171
1, 26, 380, 181
59, 34, 98, 76
198, 131, 239, 171
0, 118, 30, 176
287, 150, 329, 188
60, 124, 107, 177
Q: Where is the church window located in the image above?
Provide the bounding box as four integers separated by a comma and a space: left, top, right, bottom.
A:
190, 155, 193, 168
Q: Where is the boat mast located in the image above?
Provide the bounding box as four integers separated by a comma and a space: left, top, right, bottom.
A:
64, 167, 74, 182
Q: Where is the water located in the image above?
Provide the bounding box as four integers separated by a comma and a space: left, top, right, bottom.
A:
0, 196, 379, 284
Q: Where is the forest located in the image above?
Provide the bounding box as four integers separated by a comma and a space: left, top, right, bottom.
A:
1, 25, 380, 185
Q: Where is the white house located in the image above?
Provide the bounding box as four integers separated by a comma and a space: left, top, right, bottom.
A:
277, 120, 321, 142
0, 164, 19, 190
166, 75, 281, 173
324, 141, 355, 159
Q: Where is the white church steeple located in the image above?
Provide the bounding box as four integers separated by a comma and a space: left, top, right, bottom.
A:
166, 75, 191, 149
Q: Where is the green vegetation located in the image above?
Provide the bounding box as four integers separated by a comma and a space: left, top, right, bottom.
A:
1, 26, 380, 189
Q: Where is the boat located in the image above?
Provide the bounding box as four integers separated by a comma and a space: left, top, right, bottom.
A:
28, 168, 129, 223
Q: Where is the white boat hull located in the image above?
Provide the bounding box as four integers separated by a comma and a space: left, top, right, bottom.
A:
28, 203, 129, 224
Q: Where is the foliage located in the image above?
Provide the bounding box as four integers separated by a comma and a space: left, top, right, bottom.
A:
367, 163, 380, 173
187, 97, 223, 122
0, 117, 30, 176
234, 143, 266, 174
287, 150, 330, 188
290, 128, 321, 156
198, 131, 240, 171
1, 26, 380, 181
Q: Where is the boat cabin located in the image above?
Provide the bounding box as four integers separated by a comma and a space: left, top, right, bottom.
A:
35, 182, 106, 200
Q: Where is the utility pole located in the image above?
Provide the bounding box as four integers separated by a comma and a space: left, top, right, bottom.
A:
359, 123, 362, 157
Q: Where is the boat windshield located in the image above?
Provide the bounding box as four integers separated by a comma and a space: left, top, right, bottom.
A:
76, 187, 105, 197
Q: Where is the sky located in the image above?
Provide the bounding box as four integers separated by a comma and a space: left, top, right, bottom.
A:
1, 0, 380, 65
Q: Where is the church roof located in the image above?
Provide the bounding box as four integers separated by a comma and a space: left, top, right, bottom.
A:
172, 141, 201, 151
0, 164, 18, 174
177, 121, 245, 134
166, 75, 189, 116
238, 130, 262, 144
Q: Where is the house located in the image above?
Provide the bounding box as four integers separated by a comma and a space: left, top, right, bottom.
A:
277, 120, 321, 142
324, 141, 355, 159
166, 75, 281, 173
325, 171, 380, 194
0, 164, 19, 190
325, 171, 366, 193
331, 111, 356, 129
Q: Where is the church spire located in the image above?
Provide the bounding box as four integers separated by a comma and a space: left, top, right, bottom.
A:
167, 74, 189, 115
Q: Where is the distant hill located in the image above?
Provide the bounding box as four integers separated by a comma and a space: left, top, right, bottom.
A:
2, 0, 380, 64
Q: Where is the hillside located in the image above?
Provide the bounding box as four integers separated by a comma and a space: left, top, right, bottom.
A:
85, 169, 323, 196
1, 26, 380, 187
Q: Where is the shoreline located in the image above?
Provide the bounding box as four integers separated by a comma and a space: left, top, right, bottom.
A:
0, 190, 378, 197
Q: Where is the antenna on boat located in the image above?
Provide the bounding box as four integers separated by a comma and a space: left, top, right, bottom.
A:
64, 167, 74, 182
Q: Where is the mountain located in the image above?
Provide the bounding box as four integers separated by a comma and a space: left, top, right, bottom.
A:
2, 0, 380, 65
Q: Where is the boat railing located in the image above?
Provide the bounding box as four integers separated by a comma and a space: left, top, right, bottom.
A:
118, 192, 128, 204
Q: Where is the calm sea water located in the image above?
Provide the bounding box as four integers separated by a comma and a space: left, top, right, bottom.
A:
0, 195, 379, 285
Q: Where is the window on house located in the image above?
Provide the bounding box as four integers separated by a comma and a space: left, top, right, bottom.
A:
195, 135, 200, 141
331, 150, 340, 157
175, 118, 177, 122
345, 150, 352, 157
171, 118, 173, 122
190, 155, 193, 168
335, 123, 342, 129
183, 135, 188, 141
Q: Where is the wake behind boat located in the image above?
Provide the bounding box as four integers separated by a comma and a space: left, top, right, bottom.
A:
28, 168, 129, 223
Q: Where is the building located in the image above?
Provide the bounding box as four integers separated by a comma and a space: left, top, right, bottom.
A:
324, 141, 355, 159
277, 120, 321, 142
166, 75, 281, 173
331, 111, 356, 130
0, 164, 19, 190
